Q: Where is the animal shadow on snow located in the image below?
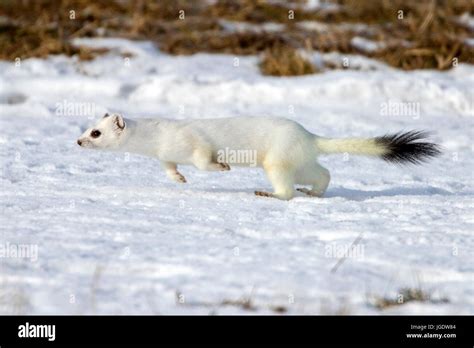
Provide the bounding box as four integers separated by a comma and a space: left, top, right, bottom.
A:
191, 186, 454, 202
326, 186, 454, 201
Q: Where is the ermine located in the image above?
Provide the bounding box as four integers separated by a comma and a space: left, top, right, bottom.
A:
77, 113, 441, 200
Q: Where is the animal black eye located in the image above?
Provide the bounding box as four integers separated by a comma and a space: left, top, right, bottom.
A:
91, 130, 101, 138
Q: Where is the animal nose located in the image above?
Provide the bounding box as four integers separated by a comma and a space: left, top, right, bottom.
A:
77, 139, 82, 146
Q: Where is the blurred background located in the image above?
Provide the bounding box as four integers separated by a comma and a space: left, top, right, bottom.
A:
1, 0, 473, 74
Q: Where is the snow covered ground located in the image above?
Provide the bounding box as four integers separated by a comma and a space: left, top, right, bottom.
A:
0, 38, 472, 314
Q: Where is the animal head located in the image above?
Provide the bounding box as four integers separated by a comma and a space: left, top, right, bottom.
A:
77, 113, 126, 150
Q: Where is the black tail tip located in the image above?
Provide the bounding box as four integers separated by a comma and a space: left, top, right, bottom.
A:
375, 130, 442, 165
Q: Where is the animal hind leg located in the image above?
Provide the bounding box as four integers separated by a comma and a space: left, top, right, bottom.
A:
295, 162, 330, 197
255, 163, 295, 200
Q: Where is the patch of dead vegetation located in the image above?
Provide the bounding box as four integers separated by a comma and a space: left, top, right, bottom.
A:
0, 0, 473, 74
158, 31, 286, 55
260, 44, 317, 76
175, 289, 293, 314
0, 0, 208, 60
337, 0, 474, 69
369, 287, 449, 310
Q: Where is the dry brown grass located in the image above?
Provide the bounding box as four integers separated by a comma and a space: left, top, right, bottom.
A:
338, 0, 474, 69
336, 0, 473, 23
370, 287, 449, 310
260, 45, 317, 76
159, 31, 284, 55
0, 0, 205, 59
206, 0, 305, 23
0, 0, 473, 74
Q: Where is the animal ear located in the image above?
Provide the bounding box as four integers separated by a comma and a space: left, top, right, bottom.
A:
113, 114, 125, 131
103, 113, 110, 118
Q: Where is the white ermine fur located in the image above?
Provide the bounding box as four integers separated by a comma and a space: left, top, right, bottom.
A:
77, 113, 440, 200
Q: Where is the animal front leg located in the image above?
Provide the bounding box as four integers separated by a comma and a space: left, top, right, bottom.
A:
161, 161, 187, 183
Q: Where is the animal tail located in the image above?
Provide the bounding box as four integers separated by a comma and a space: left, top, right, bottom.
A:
314, 130, 441, 164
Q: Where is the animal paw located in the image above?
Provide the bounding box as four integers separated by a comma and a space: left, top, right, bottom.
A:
172, 173, 187, 183
254, 191, 273, 197
218, 163, 231, 171
296, 188, 323, 197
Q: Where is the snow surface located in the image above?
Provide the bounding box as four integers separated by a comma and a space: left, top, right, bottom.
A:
219, 19, 285, 33
0, 38, 473, 314
457, 12, 474, 31
350, 36, 386, 53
